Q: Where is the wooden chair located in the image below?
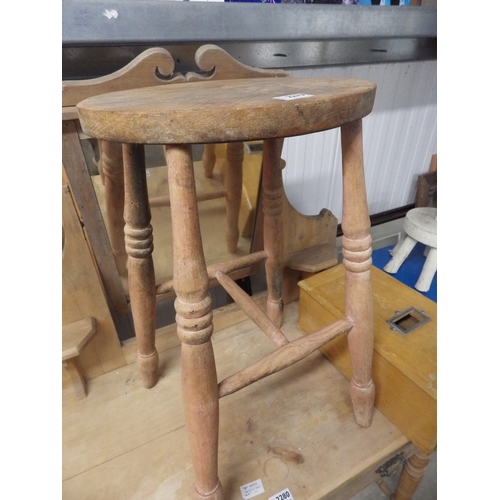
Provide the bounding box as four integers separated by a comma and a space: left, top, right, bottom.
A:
63, 46, 288, 269
77, 53, 377, 499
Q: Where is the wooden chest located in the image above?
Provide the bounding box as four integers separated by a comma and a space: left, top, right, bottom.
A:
298, 265, 437, 454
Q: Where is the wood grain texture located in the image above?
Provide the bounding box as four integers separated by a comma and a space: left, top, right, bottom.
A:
62, 184, 126, 382
298, 265, 437, 454
340, 119, 375, 428
62, 317, 97, 361
63, 359, 88, 400
98, 140, 127, 276
62, 47, 184, 107
218, 317, 352, 398
262, 138, 285, 327
224, 142, 244, 253
63, 302, 416, 500
123, 143, 159, 388
393, 450, 433, 500
165, 144, 221, 499
77, 78, 376, 144
215, 270, 289, 348
92, 159, 253, 295
186, 44, 289, 83
73, 69, 379, 499
62, 121, 129, 316
252, 160, 339, 305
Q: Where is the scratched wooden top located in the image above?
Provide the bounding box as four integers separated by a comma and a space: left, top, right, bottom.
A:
77, 77, 376, 144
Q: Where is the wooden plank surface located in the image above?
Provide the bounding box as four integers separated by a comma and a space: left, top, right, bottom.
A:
62, 120, 129, 316
63, 302, 414, 499
62, 317, 97, 361
62, 184, 127, 381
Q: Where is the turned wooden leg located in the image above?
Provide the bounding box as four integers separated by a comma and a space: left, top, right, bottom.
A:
225, 142, 243, 253
393, 450, 433, 500
165, 144, 222, 500
123, 143, 159, 389
340, 119, 375, 427
262, 138, 284, 327
202, 143, 216, 178
99, 140, 128, 276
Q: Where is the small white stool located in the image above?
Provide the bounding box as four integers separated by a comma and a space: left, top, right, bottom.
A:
384, 207, 437, 292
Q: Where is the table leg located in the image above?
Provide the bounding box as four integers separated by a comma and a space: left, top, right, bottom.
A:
262, 138, 284, 327
165, 144, 222, 500
225, 142, 243, 253
393, 450, 433, 500
123, 143, 159, 389
202, 143, 216, 178
340, 119, 375, 427
99, 140, 127, 276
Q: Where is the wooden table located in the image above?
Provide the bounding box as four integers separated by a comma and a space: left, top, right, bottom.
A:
62, 300, 417, 500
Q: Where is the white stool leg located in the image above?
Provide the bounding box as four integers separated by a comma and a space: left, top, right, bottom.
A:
390, 231, 406, 256
415, 247, 437, 292
384, 235, 418, 274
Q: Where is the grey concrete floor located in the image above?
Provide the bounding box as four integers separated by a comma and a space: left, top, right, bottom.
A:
351, 451, 437, 499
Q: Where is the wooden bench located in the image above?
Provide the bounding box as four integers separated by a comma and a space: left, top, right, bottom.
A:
62, 317, 97, 399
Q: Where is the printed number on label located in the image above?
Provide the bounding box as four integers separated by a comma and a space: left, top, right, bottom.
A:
269, 487, 294, 500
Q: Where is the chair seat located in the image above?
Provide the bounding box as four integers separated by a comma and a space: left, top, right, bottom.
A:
77, 77, 376, 144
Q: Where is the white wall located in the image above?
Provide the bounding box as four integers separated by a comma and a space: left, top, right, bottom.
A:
282, 60, 437, 223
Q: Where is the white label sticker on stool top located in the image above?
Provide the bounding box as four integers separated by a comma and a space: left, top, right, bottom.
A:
273, 93, 314, 101
240, 479, 265, 499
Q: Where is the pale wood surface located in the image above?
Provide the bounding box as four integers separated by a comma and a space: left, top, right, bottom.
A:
63, 302, 416, 500
62, 121, 129, 316
165, 143, 222, 498
393, 450, 433, 500
286, 243, 338, 273
298, 266, 437, 454
63, 359, 88, 400
186, 44, 288, 83
77, 78, 376, 145
62, 184, 126, 383
339, 119, 375, 428
62, 47, 184, 107
74, 67, 378, 499
92, 160, 252, 292
62, 317, 97, 361
123, 143, 159, 389
262, 138, 285, 327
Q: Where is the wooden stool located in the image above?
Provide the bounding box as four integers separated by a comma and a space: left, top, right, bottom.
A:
384, 207, 437, 292
77, 75, 377, 500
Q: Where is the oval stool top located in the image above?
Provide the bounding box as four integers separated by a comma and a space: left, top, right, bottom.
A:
77, 77, 376, 145
403, 207, 437, 248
